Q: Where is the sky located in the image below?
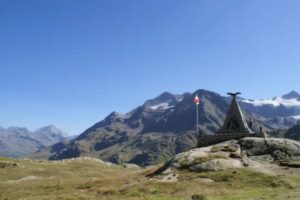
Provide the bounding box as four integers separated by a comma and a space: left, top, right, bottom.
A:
1, 0, 300, 135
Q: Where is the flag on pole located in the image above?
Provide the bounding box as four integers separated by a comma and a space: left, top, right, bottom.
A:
193, 95, 200, 105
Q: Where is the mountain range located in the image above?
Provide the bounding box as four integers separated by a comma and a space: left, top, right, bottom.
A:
31, 90, 300, 166
0, 125, 67, 157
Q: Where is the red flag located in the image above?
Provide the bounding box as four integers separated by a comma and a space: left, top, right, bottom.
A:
193, 95, 200, 105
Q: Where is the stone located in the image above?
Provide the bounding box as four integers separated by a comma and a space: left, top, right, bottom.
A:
239, 137, 300, 158
122, 163, 141, 169
189, 158, 243, 172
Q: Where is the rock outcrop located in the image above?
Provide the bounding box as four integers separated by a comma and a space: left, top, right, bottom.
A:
151, 137, 300, 176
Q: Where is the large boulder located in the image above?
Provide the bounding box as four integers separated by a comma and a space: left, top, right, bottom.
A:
240, 137, 300, 157
170, 140, 240, 169
151, 137, 300, 175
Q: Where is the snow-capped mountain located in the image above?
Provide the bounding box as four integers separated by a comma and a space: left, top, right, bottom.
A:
242, 97, 300, 107
242, 90, 300, 107
32, 90, 300, 166
239, 91, 300, 119
238, 91, 300, 130
33, 125, 68, 146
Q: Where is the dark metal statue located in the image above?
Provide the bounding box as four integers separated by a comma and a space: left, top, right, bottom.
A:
227, 92, 241, 97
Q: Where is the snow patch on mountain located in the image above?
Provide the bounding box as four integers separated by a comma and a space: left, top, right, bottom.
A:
291, 115, 300, 120
149, 103, 174, 110
242, 97, 300, 107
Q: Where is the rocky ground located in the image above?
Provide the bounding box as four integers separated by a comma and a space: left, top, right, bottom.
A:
150, 137, 300, 180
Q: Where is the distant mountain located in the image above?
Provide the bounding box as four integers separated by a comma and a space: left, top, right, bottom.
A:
282, 90, 300, 100
33, 90, 300, 166
271, 123, 300, 141
240, 91, 300, 122
33, 125, 68, 146
0, 125, 67, 158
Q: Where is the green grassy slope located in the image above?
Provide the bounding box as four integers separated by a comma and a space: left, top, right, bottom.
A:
0, 157, 300, 200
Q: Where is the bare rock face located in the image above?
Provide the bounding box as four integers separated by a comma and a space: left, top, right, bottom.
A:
151, 137, 300, 175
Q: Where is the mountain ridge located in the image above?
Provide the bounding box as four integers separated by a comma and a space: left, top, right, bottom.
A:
32, 89, 300, 166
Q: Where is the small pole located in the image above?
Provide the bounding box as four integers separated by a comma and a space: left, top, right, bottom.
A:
193, 94, 200, 136
196, 102, 199, 135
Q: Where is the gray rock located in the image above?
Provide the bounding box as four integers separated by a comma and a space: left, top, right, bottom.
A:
240, 137, 300, 158
152, 137, 300, 176
122, 163, 141, 169
189, 158, 243, 172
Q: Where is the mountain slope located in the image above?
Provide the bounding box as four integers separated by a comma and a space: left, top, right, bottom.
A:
0, 125, 67, 157
284, 124, 300, 141
32, 90, 249, 165
34, 90, 300, 166
34, 90, 229, 165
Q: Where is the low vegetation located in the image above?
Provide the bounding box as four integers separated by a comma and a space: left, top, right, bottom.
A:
1, 157, 300, 200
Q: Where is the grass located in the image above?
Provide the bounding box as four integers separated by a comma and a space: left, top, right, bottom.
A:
0, 157, 300, 200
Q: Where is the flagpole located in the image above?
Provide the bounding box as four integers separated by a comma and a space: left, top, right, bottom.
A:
196, 101, 199, 135
193, 94, 200, 139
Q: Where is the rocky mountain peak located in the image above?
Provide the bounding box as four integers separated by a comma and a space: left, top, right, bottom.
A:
144, 92, 178, 105
143, 91, 187, 111
34, 125, 67, 137
153, 91, 176, 101
282, 90, 300, 100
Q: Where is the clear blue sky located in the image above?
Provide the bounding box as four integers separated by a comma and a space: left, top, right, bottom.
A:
1, 0, 300, 135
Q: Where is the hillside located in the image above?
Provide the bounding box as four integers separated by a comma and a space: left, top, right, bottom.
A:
2, 137, 300, 199
32, 90, 300, 166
